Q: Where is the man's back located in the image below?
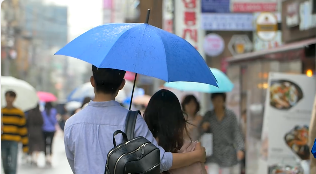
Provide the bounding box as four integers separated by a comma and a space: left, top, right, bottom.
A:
64, 100, 172, 174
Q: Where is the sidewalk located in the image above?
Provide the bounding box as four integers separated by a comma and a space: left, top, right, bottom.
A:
2, 130, 72, 174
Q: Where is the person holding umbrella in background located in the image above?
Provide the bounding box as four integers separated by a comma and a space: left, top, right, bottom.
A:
2, 91, 29, 174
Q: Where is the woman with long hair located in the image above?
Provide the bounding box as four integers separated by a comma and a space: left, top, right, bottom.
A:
181, 95, 203, 141
144, 89, 207, 174
42, 102, 58, 165
74, 97, 91, 114
26, 104, 45, 166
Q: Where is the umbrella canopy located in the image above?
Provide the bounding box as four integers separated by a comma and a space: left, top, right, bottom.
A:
37, 91, 57, 102
164, 68, 234, 93
55, 23, 217, 86
1, 76, 39, 111
133, 95, 151, 106
65, 101, 81, 111
67, 81, 137, 103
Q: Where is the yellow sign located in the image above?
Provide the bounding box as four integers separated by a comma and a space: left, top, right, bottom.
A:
256, 13, 278, 41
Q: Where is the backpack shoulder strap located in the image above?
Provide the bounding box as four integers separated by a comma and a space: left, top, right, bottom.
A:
125, 110, 140, 140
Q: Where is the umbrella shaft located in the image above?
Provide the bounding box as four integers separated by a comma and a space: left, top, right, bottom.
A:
129, 73, 138, 110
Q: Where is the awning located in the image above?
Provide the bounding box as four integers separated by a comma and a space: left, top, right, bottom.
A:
227, 38, 316, 63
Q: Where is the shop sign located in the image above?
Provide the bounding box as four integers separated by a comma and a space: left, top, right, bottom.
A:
256, 12, 278, 41
175, 0, 201, 52
231, 0, 277, 12
286, 1, 300, 28
299, 1, 316, 31
162, 0, 174, 33
253, 31, 282, 51
201, 13, 254, 31
201, 0, 230, 13
228, 35, 253, 55
203, 34, 225, 57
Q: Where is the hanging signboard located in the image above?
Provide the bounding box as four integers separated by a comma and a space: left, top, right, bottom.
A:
299, 1, 316, 31
203, 34, 225, 57
286, 1, 300, 28
228, 35, 253, 55
231, 0, 277, 12
256, 13, 278, 41
259, 72, 316, 173
201, 13, 254, 31
201, 0, 230, 13
175, 0, 204, 58
162, 0, 174, 33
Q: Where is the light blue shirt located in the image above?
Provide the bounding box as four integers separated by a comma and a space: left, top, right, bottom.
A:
64, 100, 172, 174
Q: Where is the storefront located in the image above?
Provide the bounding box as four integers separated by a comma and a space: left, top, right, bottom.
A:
225, 1, 316, 172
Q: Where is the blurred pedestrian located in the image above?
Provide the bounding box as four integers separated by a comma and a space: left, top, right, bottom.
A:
42, 102, 58, 165
240, 109, 247, 174
26, 104, 45, 166
74, 97, 91, 114
200, 93, 244, 174
181, 95, 203, 141
1, 91, 29, 174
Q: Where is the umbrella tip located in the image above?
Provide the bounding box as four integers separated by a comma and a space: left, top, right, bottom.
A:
145, 9, 151, 24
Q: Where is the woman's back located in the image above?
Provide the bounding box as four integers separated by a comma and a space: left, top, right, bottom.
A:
42, 108, 57, 132
144, 89, 207, 174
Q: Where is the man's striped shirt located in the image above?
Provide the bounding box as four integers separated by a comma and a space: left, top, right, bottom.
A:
2, 107, 29, 152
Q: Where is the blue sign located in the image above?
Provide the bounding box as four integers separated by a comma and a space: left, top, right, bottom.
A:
201, 0, 230, 13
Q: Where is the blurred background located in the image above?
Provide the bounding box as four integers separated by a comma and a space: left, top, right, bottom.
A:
1, 0, 316, 174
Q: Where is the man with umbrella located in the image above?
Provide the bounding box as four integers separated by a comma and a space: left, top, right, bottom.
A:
2, 91, 28, 174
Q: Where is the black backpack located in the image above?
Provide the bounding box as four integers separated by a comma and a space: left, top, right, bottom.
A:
105, 111, 160, 174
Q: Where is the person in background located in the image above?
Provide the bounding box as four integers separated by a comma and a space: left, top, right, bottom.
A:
42, 102, 58, 166
309, 95, 316, 173
1, 91, 28, 174
200, 93, 244, 174
144, 89, 207, 174
74, 97, 91, 114
26, 104, 45, 166
240, 109, 247, 174
181, 95, 203, 141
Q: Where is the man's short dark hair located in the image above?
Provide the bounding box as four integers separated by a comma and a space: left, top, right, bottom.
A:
210, 93, 226, 102
5, 90, 16, 98
92, 65, 126, 94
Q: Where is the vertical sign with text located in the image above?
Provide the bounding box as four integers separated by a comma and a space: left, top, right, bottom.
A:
175, 0, 204, 58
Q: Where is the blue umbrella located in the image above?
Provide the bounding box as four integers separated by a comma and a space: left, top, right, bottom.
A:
55, 10, 217, 109
164, 68, 233, 93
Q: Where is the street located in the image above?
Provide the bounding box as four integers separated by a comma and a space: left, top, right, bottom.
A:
2, 130, 73, 174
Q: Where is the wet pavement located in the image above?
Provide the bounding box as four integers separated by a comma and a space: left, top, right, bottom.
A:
2, 130, 72, 174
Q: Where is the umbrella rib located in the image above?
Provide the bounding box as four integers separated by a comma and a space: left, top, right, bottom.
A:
154, 31, 169, 82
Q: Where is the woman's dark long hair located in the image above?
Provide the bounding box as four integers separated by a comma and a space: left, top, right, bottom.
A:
144, 89, 187, 153
81, 97, 91, 108
181, 95, 200, 115
45, 102, 53, 116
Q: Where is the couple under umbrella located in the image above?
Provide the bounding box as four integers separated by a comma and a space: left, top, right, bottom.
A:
55, 10, 218, 174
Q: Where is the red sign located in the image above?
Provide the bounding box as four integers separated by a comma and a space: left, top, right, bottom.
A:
232, 3, 277, 12
181, 0, 198, 49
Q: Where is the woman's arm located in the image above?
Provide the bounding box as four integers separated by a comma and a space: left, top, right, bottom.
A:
170, 142, 206, 169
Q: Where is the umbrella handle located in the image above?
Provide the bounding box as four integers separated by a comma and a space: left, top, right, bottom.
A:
129, 73, 138, 110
